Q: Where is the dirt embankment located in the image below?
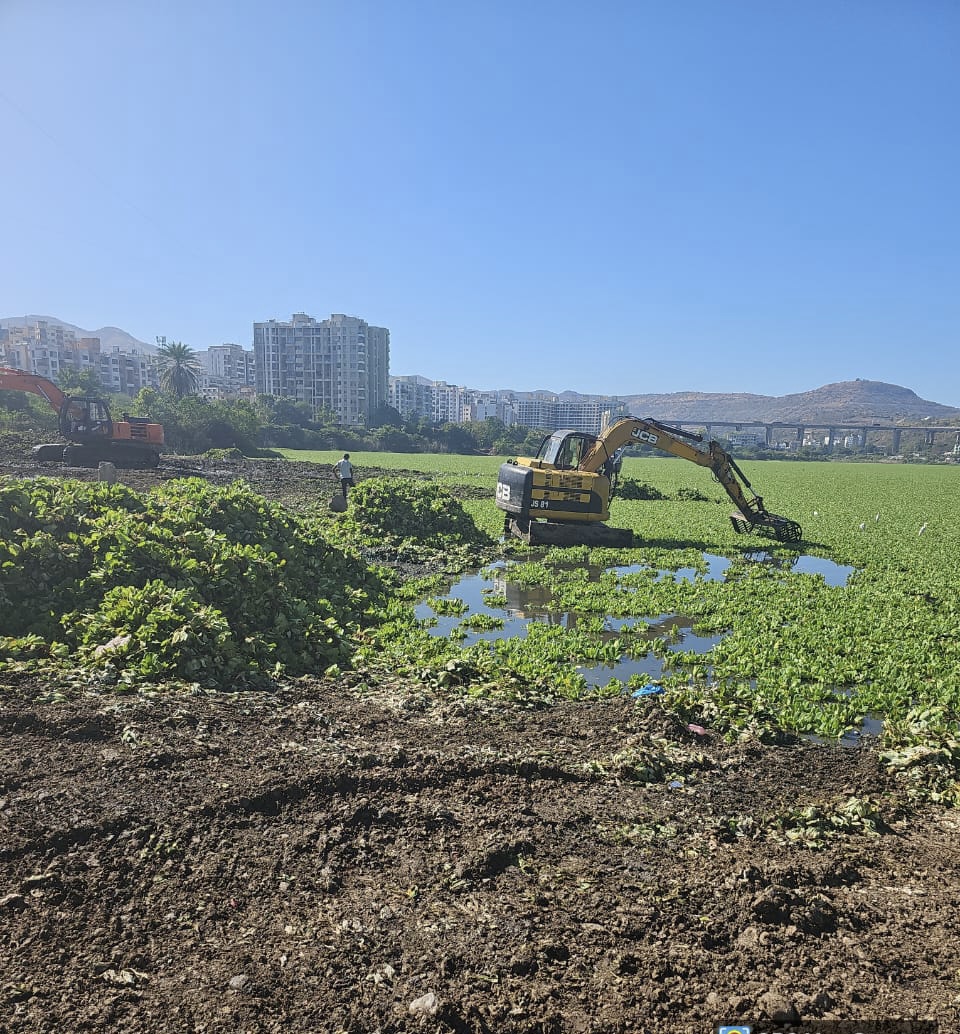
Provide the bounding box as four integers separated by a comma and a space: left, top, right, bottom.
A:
2, 677, 958, 1034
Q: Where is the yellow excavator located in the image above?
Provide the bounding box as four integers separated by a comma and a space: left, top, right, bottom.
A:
495, 417, 802, 546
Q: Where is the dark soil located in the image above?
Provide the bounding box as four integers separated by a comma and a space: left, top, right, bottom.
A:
2, 444, 959, 1032
0, 431, 433, 512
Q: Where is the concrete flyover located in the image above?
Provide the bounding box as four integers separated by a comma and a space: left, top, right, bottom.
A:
667, 420, 960, 455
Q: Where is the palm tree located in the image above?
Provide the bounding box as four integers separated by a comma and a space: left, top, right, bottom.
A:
156, 338, 201, 398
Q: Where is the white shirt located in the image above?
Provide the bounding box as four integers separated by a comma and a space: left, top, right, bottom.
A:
335, 459, 353, 479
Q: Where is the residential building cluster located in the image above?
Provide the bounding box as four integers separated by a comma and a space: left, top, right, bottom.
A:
2, 314, 628, 435
0, 320, 161, 395
388, 376, 628, 434
196, 343, 257, 402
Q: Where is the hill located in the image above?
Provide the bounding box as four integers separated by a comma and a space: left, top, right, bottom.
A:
620, 379, 960, 424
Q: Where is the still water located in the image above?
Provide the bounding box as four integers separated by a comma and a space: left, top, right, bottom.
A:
415, 552, 855, 687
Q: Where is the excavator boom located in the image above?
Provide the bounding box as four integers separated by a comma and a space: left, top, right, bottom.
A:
0, 367, 68, 409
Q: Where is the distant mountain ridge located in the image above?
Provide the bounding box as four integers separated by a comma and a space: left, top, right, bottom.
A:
493, 379, 959, 424
618, 380, 960, 424
0, 315, 153, 354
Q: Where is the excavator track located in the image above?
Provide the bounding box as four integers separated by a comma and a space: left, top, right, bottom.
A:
505, 517, 633, 547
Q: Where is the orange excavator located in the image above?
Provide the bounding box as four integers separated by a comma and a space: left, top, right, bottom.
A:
0, 367, 164, 468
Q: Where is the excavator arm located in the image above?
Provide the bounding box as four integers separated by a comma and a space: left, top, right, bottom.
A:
581, 417, 802, 542
0, 367, 68, 411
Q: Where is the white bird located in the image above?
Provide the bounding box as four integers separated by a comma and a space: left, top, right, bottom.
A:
875, 513, 880, 521
813, 510, 819, 517
859, 522, 865, 530
919, 523, 928, 536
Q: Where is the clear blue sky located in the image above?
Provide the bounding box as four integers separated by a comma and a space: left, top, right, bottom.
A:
2, 1, 958, 404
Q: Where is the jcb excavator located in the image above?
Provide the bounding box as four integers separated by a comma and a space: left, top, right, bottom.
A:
495, 417, 802, 546
0, 367, 164, 468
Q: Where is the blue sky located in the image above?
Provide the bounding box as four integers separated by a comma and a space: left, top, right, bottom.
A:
2, 1, 957, 403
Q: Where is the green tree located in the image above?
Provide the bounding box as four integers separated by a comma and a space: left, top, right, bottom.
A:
57, 368, 103, 394
156, 337, 201, 398
367, 403, 402, 429
438, 422, 479, 453
133, 389, 263, 454
256, 395, 314, 427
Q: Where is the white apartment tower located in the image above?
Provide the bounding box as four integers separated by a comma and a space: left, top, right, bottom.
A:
202, 344, 256, 387
253, 313, 390, 425
388, 375, 435, 422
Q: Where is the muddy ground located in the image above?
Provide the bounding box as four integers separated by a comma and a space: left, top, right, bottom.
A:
1, 446, 958, 1032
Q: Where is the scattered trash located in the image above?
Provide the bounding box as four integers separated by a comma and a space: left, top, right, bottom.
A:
102, 968, 149, 987
686, 723, 708, 736
408, 991, 439, 1017
668, 779, 683, 789
632, 684, 664, 697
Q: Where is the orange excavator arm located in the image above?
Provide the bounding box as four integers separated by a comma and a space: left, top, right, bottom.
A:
0, 367, 68, 412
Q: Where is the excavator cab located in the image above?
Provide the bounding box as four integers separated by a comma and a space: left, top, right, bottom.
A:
61, 398, 113, 440
534, 431, 597, 470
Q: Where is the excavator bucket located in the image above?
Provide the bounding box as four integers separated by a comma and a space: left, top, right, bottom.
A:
730, 511, 802, 542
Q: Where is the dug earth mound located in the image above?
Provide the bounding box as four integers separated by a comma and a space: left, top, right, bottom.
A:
2, 679, 957, 1033
1, 446, 958, 1031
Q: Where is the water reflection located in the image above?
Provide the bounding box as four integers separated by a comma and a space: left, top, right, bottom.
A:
804, 713, 884, 748
741, 550, 856, 587
415, 548, 856, 688
611, 553, 732, 583
415, 558, 727, 686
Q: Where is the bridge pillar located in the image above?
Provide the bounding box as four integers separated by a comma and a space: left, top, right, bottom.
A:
892, 428, 902, 453
826, 428, 835, 452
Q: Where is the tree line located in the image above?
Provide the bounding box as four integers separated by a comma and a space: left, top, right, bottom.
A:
0, 341, 552, 456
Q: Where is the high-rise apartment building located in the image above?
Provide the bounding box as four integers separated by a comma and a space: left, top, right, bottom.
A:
197, 344, 256, 399
98, 348, 161, 394
2, 320, 78, 379
253, 313, 389, 425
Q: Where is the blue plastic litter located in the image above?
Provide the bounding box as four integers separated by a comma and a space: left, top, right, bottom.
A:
632, 684, 664, 697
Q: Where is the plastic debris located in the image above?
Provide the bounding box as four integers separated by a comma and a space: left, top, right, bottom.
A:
686, 723, 708, 736
632, 684, 664, 697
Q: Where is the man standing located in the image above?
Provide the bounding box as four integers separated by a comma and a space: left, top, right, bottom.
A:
334, 453, 355, 499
